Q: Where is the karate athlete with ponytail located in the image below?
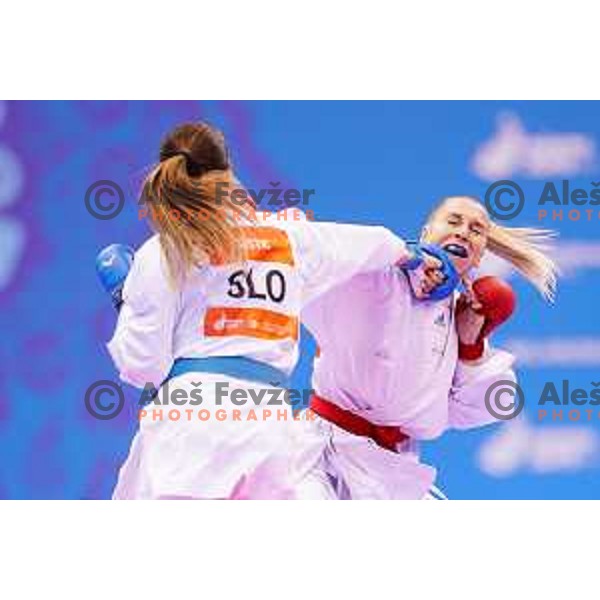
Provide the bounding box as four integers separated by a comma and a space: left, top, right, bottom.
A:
99, 122, 453, 500
296, 196, 558, 499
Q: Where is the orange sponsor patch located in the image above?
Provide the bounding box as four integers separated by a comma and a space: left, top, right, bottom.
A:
239, 227, 295, 266
204, 306, 299, 341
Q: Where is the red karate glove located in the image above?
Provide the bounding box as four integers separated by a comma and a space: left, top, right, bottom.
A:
456, 276, 517, 361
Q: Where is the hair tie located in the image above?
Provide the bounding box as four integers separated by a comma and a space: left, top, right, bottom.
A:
163, 150, 204, 176
179, 151, 199, 173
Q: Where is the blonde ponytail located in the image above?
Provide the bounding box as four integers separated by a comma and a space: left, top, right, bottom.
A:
486, 224, 558, 304
140, 122, 255, 285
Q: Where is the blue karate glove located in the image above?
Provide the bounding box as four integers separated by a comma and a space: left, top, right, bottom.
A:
96, 244, 135, 312
401, 242, 460, 301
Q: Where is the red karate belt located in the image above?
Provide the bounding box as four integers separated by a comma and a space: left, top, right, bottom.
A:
309, 393, 410, 452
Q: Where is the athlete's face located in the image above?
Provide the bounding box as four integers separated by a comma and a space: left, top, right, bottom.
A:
421, 197, 491, 276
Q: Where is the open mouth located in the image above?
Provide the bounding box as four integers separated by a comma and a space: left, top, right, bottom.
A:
443, 242, 469, 259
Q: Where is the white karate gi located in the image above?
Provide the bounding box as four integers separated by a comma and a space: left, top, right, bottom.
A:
296, 266, 517, 499
108, 212, 412, 499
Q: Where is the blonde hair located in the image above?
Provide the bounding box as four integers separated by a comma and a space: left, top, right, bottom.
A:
140, 123, 253, 283
486, 223, 558, 303
429, 196, 559, 303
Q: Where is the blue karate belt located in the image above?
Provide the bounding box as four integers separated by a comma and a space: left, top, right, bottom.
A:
165, 356, 291, 388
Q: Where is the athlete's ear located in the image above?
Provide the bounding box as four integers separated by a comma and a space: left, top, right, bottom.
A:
471, 247, 486, 269
420, 225, 430, 242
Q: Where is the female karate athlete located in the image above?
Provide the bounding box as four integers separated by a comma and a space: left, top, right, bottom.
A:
103, 122, 453, 500
296, 195, 558, 499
